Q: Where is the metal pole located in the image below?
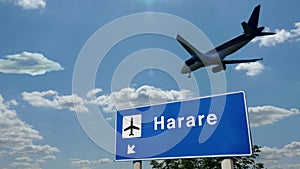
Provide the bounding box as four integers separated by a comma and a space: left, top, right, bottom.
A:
221, 158, 234, 169
133, 160, 142, 169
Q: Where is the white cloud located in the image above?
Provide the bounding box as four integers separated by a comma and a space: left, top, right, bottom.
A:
87, 85, 193, 113
0, 0, 46, 10
36, 155, 56, 163
70, 158, 112, 169
71, 159, 91, 167
40, 155, 56, 160
86, 88, 103, 98
0, 94, 59, 168
14, 156, 33, 163
9, 161, 40, 169
9, 144, 59, 155
0, 97, 42, 149
252, 22, 300, 47
94, 158, 112, 163
22, 90, 89, 113
249, 106, 300, 127
258, 141, 300, 169
235, 61, 264, 76
0, 51, 64, 76
23, 85, 193, 114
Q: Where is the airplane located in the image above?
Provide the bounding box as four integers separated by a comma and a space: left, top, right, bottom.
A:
177, 5, 275, 78
124, 118, 140, 136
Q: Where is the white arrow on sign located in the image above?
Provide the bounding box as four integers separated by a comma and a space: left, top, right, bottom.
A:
127, 144, 136, 154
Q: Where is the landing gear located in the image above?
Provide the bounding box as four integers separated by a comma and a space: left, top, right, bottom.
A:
188, 73, 191, 78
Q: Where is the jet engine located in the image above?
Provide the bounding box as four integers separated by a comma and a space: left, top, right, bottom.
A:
212, 64, 226, 73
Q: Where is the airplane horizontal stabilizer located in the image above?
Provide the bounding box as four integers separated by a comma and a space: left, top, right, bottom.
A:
257, 32, 276, 36
222, 58, 262, 64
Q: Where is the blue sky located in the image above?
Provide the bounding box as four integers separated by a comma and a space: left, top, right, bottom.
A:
0, 0, 300, 169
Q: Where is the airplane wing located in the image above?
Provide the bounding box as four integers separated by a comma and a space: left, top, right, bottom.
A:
124, 126, 131, 131
124, 125, 140, 131
222, 58, 262, 64
132, 126, 140, 130
176, 34, 204, 57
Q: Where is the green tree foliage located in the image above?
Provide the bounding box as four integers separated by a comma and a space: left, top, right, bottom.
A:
150, 145, 264, 169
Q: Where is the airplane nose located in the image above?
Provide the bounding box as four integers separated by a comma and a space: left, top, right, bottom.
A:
181, 64, 191, 74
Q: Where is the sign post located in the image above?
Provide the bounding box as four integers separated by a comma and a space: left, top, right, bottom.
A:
133, 160, 142, 169
115, 91, 252, 161
221, 159, 234, 169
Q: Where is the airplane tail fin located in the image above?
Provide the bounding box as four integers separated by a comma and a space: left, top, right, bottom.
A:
241, 5, 275, 36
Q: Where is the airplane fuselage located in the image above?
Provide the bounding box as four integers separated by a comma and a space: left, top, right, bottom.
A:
181, 33, 255, 73
213, 33, 255, 59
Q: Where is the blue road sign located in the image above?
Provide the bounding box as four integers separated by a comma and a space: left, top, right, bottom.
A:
115, 91, 252, 161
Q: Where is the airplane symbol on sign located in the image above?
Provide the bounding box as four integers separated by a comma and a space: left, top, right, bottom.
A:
122, 114, 142, 138
124, 118, 140, 136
